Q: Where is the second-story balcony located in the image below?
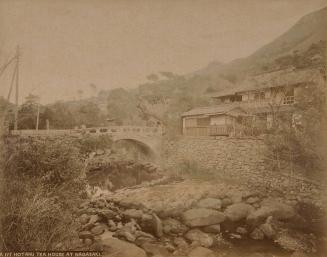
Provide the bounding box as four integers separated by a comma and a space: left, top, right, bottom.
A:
220, 96, 295, 110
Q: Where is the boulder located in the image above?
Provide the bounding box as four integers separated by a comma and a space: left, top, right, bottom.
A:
123, 209, 143, 220
79, 214, 90, 224
247, 201, 295, 225
184, 229, 214, 248
79, 231, 94, 241
163, 218, 189, 234
188, 246, 215, 257
181, 208, 225, 227
141, 242, 170, 256
115, 230, 136, 242
101, 231, 147, 257
246, 197, 260, 204
250, 228, 264, 240
95, 198, 107, 208
135, 231, 155, 240
123, 219, 140, 233
259, 220, 276, 238
119, 199, 145, 209
229, 233, 242, 239
84, 238, 93, 246
158, 207, 185, 218
202, 225, 220, 234
108, 220, 117, 231
227, 190, 243, 204
196, 198, 222, 210
236, 227, 247, 235
164, 242, 175, 252
89, 214, 101, 224
152, 213, 163, 237
212, 233, 232, 249
90, 225, 105, 235
98, 209, 117, 220
173, 237, 189, 248
141, 213, 153, 222
221, 198, 233, 208
224, 203, 254, 222
81, 222, 96, 231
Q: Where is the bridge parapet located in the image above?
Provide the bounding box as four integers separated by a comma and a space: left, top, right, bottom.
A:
10, 126, 163, 137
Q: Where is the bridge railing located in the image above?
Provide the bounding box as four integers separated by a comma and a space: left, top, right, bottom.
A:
10, 129, 75, 136
10, 126, 163, 137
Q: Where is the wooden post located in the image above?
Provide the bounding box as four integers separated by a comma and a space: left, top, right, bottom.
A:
46, 119, 50, 130
14, 46, 20, 131
35, 102, 40, 130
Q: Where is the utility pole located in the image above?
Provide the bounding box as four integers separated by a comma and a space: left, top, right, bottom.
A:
14, 45, 20, 130
36, 102, 40, 130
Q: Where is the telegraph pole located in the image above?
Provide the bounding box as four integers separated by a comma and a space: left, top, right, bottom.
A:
14, 46, 20, 130
36, 101, 40, 130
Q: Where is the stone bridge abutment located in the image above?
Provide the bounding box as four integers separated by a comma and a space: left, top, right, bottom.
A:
10, 126, 163, 161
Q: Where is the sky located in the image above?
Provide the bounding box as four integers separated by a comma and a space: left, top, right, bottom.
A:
0, 0, 326, 104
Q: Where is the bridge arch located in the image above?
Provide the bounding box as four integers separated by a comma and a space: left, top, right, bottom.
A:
112, 138, 157, 162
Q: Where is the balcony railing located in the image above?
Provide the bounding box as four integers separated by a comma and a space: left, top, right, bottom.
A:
184, 125, 232, 137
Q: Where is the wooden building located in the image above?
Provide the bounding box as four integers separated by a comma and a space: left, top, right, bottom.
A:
181, 104, 248, 136
181, 67, 325, 137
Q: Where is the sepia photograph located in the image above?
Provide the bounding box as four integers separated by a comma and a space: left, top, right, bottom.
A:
0, 0, 326, 256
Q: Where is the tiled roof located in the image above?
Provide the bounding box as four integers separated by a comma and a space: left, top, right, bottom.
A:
181, 103, 247, 117
182, 103, 296, 117
211, 67, 323, 98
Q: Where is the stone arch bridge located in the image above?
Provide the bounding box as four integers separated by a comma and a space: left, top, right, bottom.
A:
11, 126, 163, 161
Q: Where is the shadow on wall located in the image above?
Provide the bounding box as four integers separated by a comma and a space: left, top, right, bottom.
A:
112, 139, 157, 162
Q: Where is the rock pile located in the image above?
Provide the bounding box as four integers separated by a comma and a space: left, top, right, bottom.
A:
71, 187, 323, 257
86, 159, 163, 191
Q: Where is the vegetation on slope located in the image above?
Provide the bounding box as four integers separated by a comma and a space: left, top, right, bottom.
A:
1, 137, 86, 250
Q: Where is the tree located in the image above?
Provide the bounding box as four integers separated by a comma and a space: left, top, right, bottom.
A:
146, 73, 159, 82
45, 102, 76, 129
159, 71, 177, 80
264, 79, 326, 177
16, 94, 40, 129
77, 89, 84, 100
76, 101, 103, 127
89, 83, 97, 97
106, 88, 140, 125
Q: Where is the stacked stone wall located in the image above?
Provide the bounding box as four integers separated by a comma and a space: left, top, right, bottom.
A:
165, 137, 323, 201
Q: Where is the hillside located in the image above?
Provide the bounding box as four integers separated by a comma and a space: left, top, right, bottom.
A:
193, 6, 327, 79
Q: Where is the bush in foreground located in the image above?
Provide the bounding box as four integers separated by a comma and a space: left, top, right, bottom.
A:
1, 137, 86, 250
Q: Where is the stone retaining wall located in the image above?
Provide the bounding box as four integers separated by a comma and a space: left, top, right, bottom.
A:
165, 136, 323, 201
165, 137, 266, 175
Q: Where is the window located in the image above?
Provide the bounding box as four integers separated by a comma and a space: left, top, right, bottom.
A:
185, 118, 197, 127
231, 95, 242, 102
283, 87, 295, 105
196, 117, 210, 126
254, 91, 265, 100
283, 96, 295, 105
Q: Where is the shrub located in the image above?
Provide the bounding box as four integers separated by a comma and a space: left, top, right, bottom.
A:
1, 137, 85, 250
74, 134, 113, 156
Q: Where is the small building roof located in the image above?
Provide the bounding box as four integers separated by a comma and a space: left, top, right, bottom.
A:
181, 103, 248, 117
